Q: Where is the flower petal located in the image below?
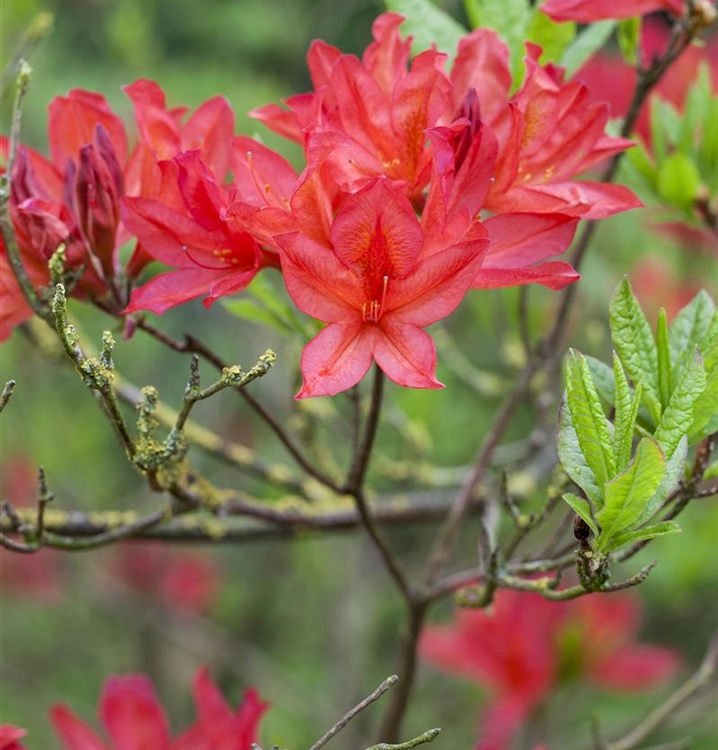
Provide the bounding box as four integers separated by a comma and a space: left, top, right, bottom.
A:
330, 179, 422, 278
297, 322, 374, 398
590, 644, 682, 691
125, 268, 247, 314
387, 226, 488, 326
276, 232, 363, 323
473, 261, 579, 290
191, 667, 234, 725
50, 706, 107, 750
374, 321, 442, 389
482, 213, 579, 267
100, 675, 171, 750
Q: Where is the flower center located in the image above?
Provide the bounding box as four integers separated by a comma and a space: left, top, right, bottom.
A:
362, 275, 389, 322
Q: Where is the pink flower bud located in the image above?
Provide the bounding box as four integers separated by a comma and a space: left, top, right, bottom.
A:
75, 124, 124, 280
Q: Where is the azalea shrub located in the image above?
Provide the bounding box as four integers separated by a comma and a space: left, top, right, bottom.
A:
1, 0, 716, 748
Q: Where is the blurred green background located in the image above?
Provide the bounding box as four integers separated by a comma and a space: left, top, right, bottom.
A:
1, 0, 717, 748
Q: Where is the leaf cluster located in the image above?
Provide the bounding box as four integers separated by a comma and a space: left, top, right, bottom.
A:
625, 64, 718, 221
558, 278, 717, 555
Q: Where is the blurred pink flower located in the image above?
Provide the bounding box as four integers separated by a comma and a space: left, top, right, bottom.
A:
629, 257, 706, 320
420, 590, 681, 748
173, 668, 269, 750
110, 543, 221, 613
50, 667, 268, 750
0, 726, 28, 750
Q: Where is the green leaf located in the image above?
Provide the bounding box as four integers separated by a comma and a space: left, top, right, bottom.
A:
700, 309, 718, 373
690, 365, 718, 440
657, 151, 702, 213
656, 308, 672, 408
560, 20, 616, 77
613, 353, 641, 473
650, 98, 668, 165
387, 0, 467, 61
223, 298, 294, 336
635, 437, 687, 527
596, 438, 666, 553
680, 65, 709, 156
625, 143, 658, 185
463, 0, 531, 84
669, 290, 716, 378
557, 397, 603, 506
562, 492, 600, 537
526, 10, 576, 63
566, 350, 616, 487
704, 458, 718, 481
585, 355, 615, 406
248, 274, 312, 337
608, 520, 681, 551
609, 278, 661, 424
617, 17, 640, 66
654, 348, 707, 457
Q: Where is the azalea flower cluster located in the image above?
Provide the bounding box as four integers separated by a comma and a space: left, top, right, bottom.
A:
0, 667, 267, 750
1, 13, 640, 396
420, 589, 681, 749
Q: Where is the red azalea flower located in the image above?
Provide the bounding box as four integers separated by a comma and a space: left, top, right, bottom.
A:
252, 14, 638, 221
541, 0, 684, 23
122, 150, 278, 313
122, 79, 234, 275
420, 591, 563, 747
0, 725, 28, 750
251, 13, 453, 203
51, 674, 172, 750
50, 668, 267, 750
276, 178, 489, 398
420, 590, 681, 748
571, 591, 682, 691
172, 668, 269, 750
423, 117, 580, 290
448, 32, 640, 219
1, 81, 237, 334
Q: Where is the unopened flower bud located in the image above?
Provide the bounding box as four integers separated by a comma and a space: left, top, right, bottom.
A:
75, 124, 124, 280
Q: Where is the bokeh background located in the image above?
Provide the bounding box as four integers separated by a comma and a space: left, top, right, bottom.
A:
1, 0, 717, 747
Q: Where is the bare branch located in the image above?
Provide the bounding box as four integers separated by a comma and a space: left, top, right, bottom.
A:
308, 675, 399, 750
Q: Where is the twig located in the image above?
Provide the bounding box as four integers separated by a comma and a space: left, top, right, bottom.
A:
363, 728, 441, 750
0, 60, 49, 318
307, 675, 399, 750
0, 380, 16, 412
41, 507, 169, 550
114, 377, 308, 496
346, 366, 385, 492
343, 367, 413, 604
0, 13, 53, 95
52, 285, 136, 457
0, 492, 481, 544
605, 628, 718, 750
135, 318, 340, 491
